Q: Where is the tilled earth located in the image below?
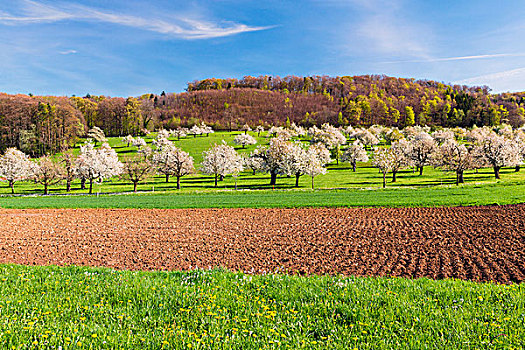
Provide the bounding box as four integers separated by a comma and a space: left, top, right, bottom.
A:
0, 205, 524, 283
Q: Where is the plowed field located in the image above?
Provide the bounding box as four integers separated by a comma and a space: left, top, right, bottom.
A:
0, 205, 524, 283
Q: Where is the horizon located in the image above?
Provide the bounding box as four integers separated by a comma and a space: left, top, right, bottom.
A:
0, 73, 500, 98
2, 0, 525, 96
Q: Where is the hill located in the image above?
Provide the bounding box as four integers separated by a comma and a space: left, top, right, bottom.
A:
1, 75, 524, 156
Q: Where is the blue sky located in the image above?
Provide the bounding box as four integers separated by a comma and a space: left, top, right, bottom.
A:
1, 0, 525, 96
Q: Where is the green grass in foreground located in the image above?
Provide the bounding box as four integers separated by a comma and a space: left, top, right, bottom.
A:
1, 181, 525, 208
0, 264, 522, 349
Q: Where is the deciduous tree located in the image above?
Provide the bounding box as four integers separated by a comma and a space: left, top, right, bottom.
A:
341, 142, 369, 172
201, 142, 243, 187
0, 148, 34, 194
33, 156, 64, 194
152, 143, 195, 188
233, 134, 257, 148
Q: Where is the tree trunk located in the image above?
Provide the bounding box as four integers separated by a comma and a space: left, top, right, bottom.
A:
176, 176, 181, 190
419, 166, 424, 176
457, 170, 464, 184
81, 178, 86, 190
214, 174, 218, 187
133, 182, 137, 192
89, 179, 93, 194
270, 171, 277, 186
295, 174, 300, 187
494, 166, 501, 179
9, 180, 14, 194
311, 176, 314, 189
44, 183, 48, 195
165, 174, 170, 183
66, 179, 71, 192
252, 169, 256, 175
515, 165, 521, 172
392, 170, 397, 183
382, 172, 386, 188
352, 162, 356, 172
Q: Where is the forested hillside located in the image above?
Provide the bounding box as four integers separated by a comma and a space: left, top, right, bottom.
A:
1, 75, 524, 156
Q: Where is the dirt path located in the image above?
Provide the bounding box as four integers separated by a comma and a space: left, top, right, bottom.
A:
0, 205, 523, 283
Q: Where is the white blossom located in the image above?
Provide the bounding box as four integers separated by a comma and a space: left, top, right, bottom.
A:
255, 125, 265, 136
75, 141, 123, 194
251, 138, 295, 185
87, 126, 107, 145
233, 134, 257, 148
353, 129, 379, 149
199, 122, 214, 136
474, 132, 520, 179
188, 125, 203, 138
0, 148, 34, 194
171, 127, 188, 139
157, 129, 170, 140
152, 143, 194, 189
122, 135, 134, 147
432, 139, 474, 184
431, 129, 455, 144
389, 139, 412, 182
372, 148, 395, 188
341, 142, 369, 172
132, 137, 147, 148
201, 142, 243, 186
310, 123, 347, 150
409, 132, 437, 175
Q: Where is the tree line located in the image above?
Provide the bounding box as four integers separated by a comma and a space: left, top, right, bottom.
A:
1, 75, 524, 157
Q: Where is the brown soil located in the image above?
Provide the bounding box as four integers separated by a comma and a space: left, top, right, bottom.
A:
0, 205, 523, 283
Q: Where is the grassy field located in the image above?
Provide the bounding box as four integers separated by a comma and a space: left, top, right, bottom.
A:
0, 264, 523, 349
1, 180, 525, 208
3, 131, 525, 196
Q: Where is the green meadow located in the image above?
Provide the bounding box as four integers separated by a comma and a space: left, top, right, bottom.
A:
1, 131, 525, 209
0, 264, 523, 349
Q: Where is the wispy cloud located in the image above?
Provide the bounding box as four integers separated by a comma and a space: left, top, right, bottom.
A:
456, 67, 525, 92
0, 0, 274, 39
59, 49, 77, 55
349, 0, 431, 59
381, 53, 525, 64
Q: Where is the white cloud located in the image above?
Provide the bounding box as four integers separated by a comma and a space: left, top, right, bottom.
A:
455, 67, 525, 93
350, 0, 431, 59
59, 49, 77, 55
380, 53, 525, 64
0, 0, 273, 39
